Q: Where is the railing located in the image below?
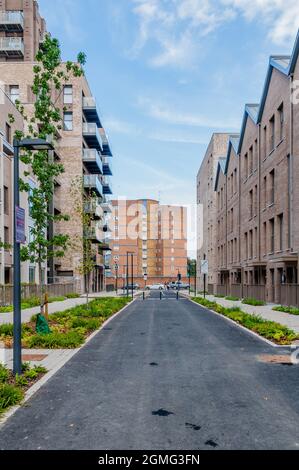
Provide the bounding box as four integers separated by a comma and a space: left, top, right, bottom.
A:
84, 200, 103, 219
83, 122, 99, 135
83, 96, 96, 108
242, 284, 266, 302
84, 175, 103, 196
84, 225, 104, 243
0, 283, 76, 307
0, 37, 24, 53
0, 11, 24, 26
82, 149, 102, 172
278, 284, 299, 307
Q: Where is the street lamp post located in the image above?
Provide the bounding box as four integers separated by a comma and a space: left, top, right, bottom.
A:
12, 137, 53, 376
115, 263, 119, 295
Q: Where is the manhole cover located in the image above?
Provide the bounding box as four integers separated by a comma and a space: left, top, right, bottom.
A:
258, 354, 293, 364
22, 354, 48, 362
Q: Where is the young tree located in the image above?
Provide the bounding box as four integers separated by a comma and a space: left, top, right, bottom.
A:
70, 177, 99, 306
10, 35, 86, 326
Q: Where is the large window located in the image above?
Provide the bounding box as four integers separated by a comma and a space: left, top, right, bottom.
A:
29, 267, 36, 284
278, 103, 284, 141
63, 85, 73, 104
278, 213, 283, 251
269, 169, 275, 205
4, 186, 9, 215
5, 123, 11, 144
9, 85, 20, 104
269, 115, 275, 151
63, 112, 73, 131
269, 218, 275, 253
4, 226, 9, 246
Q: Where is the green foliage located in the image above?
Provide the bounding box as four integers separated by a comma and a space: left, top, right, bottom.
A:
242, 298, 265, 306
0, 323, 14, 337
15, 374, 29, 387
0, 384, 24, 413
0, 296, 67, 314
26, 331, 85, 349
65, 293, 80, 299
192, 297, 298, 345
273, 306, 299, 315
0, 365, 9, 384
225, 296, 240, 301
214, 294, 225, 298
0, 306, 13, 313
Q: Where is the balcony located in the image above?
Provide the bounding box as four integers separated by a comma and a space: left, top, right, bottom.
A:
102, 176, 113, 195
0, 11, 24, 31
82, 149, 102, 174
84, 224, 104, 244
84, 175, 103, 197
84, 200, 103, 220
0, 37, 24, 57
101, 199, 113, 213
83, 123, 102, 151
99, 129, 113, 157
102, 155, 113, 176
82, 96, 101, 128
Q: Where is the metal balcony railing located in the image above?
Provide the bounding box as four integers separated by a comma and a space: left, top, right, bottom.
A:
0, 11, 24, 31
101, 155, 113, 176
84, 175, 103, 197
82, 148, 102, 174
0, 37, 24, 55
84, 224, 104, 244
82, 96, 101, 127
84, 200, 103, 220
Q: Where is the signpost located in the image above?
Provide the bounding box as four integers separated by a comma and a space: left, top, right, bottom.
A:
114, 263, 119, 294
143, 273, 148, 290
201, 259, 209, 299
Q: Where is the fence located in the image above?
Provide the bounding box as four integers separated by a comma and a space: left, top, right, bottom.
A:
230, 284, 242, 299
208, 284, 214, 295
278, 284, 299, 307
0, 283, 76, 307
241, 285, 266, 302
216, 284, 228, 296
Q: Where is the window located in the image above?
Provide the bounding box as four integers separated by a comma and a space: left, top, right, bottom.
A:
255, 227, 258, 258
269, 115, 275, 151
63, 112, 73, 131
4, 186, 9, 215
249, 230, 253, 259
245, 232, 248, 260
263, 126, 267, 159
29, 267, 35, 284
269, 170, 275, 205
278, 103, 284, 141
63, 85, 73, 104
269, 218, 275, 253
263, 176, 267, 209
254, 139, 258, 170
5, 123, 11, 144
254, 185, 258, 216
249, 146, 253, 174
249, 190, 253, 219
263, 222, 267, 255
234, 168, 237, 193
4, 226, 9, 246
278, 213, 283, 251
244, 153, 248, 179
9, 85, 20, 104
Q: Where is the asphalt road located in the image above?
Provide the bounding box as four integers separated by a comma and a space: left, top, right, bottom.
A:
1, 291, 299, 450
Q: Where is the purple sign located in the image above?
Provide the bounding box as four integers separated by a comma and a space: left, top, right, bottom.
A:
15, 206, 26, 244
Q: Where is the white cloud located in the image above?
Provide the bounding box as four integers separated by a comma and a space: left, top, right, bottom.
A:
104, 118, 141, 135
129, 0, 299, 68
137, 97, 240, 129
149, 131, 208, 144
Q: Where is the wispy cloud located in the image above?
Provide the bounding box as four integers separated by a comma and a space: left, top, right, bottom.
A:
137, 96, 240, 129
128, 0, 299, 68
148, 131, 208, 145
104, 117, 142, 136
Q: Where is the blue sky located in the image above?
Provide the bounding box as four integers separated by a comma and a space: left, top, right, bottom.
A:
38, 0, 299, 254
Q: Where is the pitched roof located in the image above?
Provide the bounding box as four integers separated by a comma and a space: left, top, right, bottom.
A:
237, 104, 259, 154
214, 157, 227, 191
224, 134, 240, 175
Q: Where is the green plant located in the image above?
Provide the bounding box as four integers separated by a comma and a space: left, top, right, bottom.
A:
48, 296, 66, 303
242, 298, 265, 306
65, 293, 80, 299
0, 365, 9, 384
25, 330, 85, 349
32, 365, 47, 374
24, 369, 39, 380
22, 362, 31, 372
192, 296, 297, 345
225, 296, 240, 301
0, 306, 13, 313
15, 374, 29, 387
214, 294, 225, 298
0, 384, 24, 413
0, 323, 14, 337
273, 306, 299, 315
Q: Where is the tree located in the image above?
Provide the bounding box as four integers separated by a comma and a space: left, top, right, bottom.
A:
187, 258, 197, 277
70, 177, 99, 306
10, 35, 86, 320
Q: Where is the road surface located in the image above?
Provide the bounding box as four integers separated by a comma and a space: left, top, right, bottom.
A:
1, 290, 299, 450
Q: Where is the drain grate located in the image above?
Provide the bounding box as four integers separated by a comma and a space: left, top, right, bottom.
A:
258, 354, 293, 364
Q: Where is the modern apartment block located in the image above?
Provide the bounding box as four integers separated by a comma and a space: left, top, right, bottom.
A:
109, 199, 187, 287
0, 0, 46, 62
201, 31, 299, 306
196, 133, 231, 291
0, 0, 113, 292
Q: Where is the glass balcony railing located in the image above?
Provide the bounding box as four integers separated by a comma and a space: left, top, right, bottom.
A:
84, 199, 103, 220
84, 224, 105, 244
82, 96, 101, 127
82, 149, 102, 174
0, 11, 24, 31
82, 123, 102, 151
101, 176, 113, 195
101, 155, 113, 176
0, 37, 24, 56
84, 175, 103, 197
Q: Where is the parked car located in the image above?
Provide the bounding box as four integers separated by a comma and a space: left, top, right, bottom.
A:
146, 284, 165, 290
123, 283, 140, 291
169, 281, 190, 290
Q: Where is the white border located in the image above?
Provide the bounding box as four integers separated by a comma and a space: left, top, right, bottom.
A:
0, 298, 135, 428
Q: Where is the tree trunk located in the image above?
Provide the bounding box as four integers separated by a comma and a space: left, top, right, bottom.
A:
38, 260, 45, 316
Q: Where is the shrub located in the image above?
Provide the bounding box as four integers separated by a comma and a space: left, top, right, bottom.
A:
25, 330, 85, 349
214, 294, 225, 298
0, 365, 9, 384
24, 369, 39, 380
242, 298, 265, 306
0, 384, 24, 413
48, 296, 66, 303
15, 374, 29, 387
0, 323, 14, 337
65, 293, 80, 299
273, 306, 299, 315
192, 296, 297, 345
0, 305, 13, 313
226, 296, 240, 301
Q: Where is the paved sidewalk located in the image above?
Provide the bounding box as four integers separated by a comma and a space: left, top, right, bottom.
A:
0, 292, 131, 326
189, 293, 299, 333
3, 348, 78, 371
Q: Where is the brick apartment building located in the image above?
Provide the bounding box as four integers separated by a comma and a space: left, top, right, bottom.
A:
0, 0, 113, 292
196, 133, 231, 290
109, 199, 187, 288
198, 31, 299, 306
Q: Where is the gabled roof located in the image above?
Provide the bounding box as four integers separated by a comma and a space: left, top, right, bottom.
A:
214, 157, 227, 191
224, 134, 240, 175
237, 104, 259, 154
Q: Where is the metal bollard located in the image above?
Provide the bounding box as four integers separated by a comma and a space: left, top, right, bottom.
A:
143, 291, 145, 301
160, 291, 162, 300
176, 291, 179, 301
